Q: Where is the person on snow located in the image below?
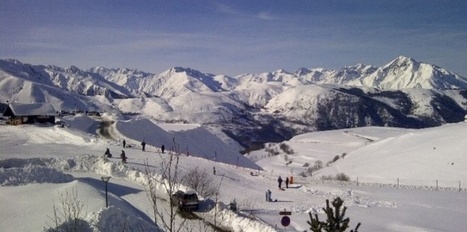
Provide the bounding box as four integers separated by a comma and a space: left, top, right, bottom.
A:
104, 148, 112, 158
285, 177, 289, 188
266, 189, 272, 202
120, 150, 127, 163
161, 144, 165, 154
141, 140, 146, 151
278, 176, 283, 189
122, 139, 126, 148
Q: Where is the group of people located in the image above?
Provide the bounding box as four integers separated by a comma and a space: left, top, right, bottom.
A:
123, 139, 167, 152
277, 175, 290, 189
265, 175, 292, 202
104, 139, 167, 164
105, 148, 126, 163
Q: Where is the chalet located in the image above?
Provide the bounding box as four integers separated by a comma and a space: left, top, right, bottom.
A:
2, 103, 56, 125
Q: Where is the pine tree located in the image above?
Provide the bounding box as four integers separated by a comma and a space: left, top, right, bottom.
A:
307, 197, 361, 232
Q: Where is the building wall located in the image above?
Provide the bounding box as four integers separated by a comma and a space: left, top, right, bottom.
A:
7, 116, 55, 125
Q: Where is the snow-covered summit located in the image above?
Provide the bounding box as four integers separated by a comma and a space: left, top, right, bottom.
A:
348, 56, 467, 90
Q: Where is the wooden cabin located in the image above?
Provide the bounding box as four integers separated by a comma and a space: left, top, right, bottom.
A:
2, 103, 56, 125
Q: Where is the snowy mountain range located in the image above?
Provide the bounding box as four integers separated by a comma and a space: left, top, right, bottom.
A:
1, 56, 467, 148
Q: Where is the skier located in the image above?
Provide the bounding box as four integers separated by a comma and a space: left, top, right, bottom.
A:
285, 177, 289, 188
267, 189, 272, 202
122, 139, 126, 148
141, 140, 146, 151
278, 176, 283, 189
161, 144, 165, 154
120, 150, 127, 163
104, 148, 112, 158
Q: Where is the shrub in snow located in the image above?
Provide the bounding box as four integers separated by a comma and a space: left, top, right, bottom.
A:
307, 197, 361, 232
331, 155, 340, 163
300, 160, 323, 177
183, 166, 218, 198
320, 175, 334, 181
320, 173, 350, 182
336, 173, 350, 182
43, 218, 92, 232
279, 143, 294, 155
312, 160, 323, 172
265, 146, 279, 157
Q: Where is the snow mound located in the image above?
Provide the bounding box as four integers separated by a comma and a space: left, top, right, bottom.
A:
0, 163, 73, 186
87, 206, 161, 232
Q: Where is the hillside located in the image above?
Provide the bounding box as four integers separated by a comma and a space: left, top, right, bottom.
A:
250, 122, 467, 187
2, 117, 467, 231
318, 123, 467, 185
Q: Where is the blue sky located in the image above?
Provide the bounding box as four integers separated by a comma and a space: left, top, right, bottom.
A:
1, 0, 467, 76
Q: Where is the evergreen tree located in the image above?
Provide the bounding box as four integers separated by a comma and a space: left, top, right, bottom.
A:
307, 197, 361, 232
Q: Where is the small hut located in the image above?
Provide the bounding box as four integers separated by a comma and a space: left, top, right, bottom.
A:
3, 103, 56, 125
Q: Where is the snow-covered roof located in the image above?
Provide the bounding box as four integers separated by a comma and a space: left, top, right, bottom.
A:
6, 103, 56, 116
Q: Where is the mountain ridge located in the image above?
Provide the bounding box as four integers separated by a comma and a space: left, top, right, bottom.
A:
1, 56, 467, 148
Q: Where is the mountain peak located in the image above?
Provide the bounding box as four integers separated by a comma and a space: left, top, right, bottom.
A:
273, 69, 290, 74
386, 56, 418, 68
389, 56, 419, 64
395, 55, 414, 61
65, 65, 86, 76
167, 66, 214, 79
171, 66, 195, 73
351, 56, 467, 90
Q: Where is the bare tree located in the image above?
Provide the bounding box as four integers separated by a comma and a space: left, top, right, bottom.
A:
144, 143, 231, 232
144, 146, 190, 232
183, 166, 218, 198
44, 187, 91, 232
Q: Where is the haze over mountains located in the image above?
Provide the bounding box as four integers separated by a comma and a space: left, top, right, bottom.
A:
1, 56, 467, 147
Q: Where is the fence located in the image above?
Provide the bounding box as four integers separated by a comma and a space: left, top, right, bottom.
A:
291, 176, 466, 192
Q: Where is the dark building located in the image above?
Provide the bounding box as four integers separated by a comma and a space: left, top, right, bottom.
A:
3, 103, 56, 125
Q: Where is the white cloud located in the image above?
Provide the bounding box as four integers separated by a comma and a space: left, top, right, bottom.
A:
256, 11, 276, 20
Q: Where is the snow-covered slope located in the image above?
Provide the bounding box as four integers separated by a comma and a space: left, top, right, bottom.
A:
316, 123, 467, 184
2, 116, 467, 231
250, 122, 467, 186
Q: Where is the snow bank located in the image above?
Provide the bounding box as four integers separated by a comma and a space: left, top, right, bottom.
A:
1, 154, 276, 232
0, 164, 73, 186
